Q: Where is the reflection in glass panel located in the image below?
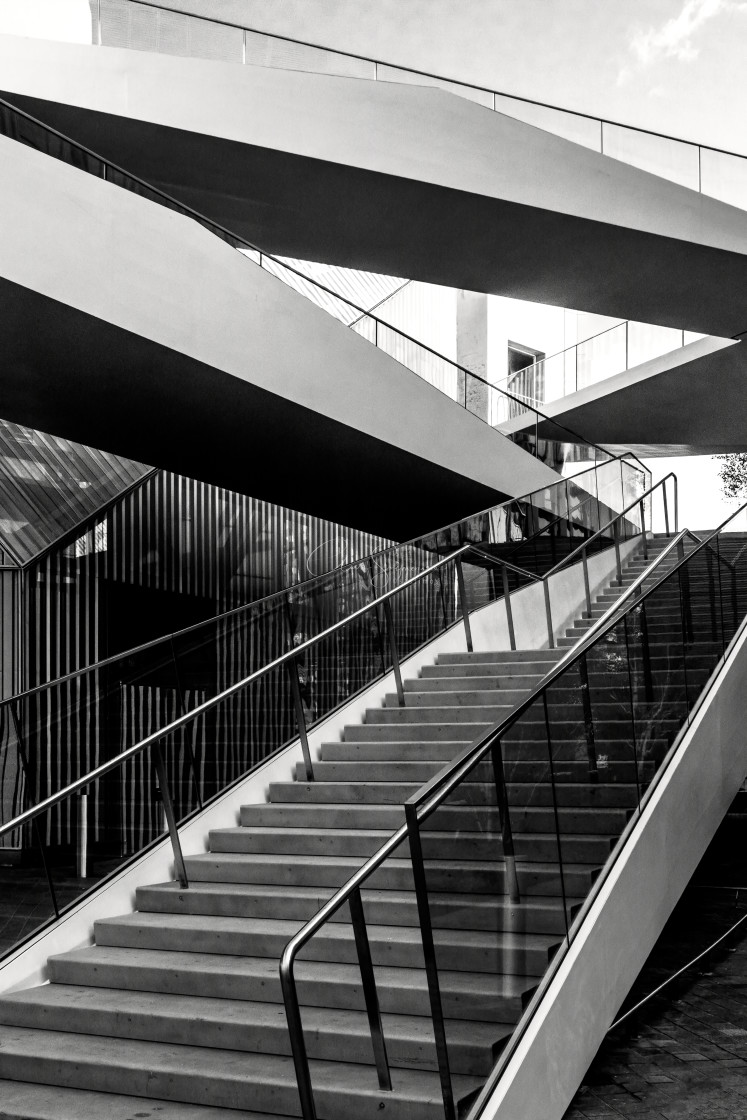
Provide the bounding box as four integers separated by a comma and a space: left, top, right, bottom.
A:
601, 124, 700, 189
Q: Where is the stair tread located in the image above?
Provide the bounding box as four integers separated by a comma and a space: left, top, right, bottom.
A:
0, 985, 510, 1046
95, 911, 561, 951
0, 1026, 483, 1102
50, 944, 535, 996
0, 1080, 277, 1120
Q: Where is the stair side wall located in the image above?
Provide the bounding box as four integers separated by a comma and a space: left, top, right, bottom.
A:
482, 618, 747, 1120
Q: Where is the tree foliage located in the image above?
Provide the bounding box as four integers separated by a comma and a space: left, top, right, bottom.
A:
717, 453, 747, 499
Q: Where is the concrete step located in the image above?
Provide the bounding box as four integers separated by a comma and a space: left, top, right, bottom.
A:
48, 944, 535, 1022
0, 984, 507, 1078
240, 801, 629, 836
436, 651, 565, 664
183, 852, 598, 897
277, 773, 638, 807
93, 912, 561, 977
135, 881, 578, 935
0, 1081, 271, 1120
0, 1026, 482, 1120
206, 825, 615, 864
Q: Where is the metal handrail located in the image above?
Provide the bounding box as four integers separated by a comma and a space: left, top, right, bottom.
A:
0, 96, 612, 461
461, 503, 747, 1120
117, 0, 747, 170
279, 505, 745, 1120
0, 452, 640, 712
0, 543, 476, 848
277, 516, 693, 1119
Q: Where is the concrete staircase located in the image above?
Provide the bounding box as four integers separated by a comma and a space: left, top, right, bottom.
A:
0, 536, 710, 1119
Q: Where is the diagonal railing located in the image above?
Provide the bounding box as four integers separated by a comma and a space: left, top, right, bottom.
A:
99, 0, 747, 216
0, 455, 659, 962
0, 94, 616, 473
278, 498, 745, 1120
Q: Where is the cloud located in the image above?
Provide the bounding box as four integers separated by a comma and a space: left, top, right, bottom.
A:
618, 0, 747, 83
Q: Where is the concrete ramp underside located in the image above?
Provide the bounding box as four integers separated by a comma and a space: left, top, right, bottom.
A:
3, 37, 747, 336
0, 135, 560, 540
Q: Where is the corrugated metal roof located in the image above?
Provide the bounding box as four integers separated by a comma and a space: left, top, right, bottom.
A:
0, 420, 150, 565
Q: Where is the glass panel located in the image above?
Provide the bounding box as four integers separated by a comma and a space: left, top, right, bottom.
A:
601, 124, 700, 189
576, 322, 627, 389
627, 323, 685, 369
99, 1, 243, 63
493, 94, 602, 151
700, 148, 747, 211
377, 65, 493, 108
245, 30, 375, 79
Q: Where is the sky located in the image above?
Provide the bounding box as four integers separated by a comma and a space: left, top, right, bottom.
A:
0, 0, 744, 531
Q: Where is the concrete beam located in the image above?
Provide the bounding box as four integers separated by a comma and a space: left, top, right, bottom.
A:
0, 134, 559, 540
4, 37, 747, 335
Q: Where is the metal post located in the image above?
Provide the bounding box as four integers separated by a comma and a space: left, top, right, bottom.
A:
640, 600, 654, 703
96, 0, 102, 45
613, 520, 623, 584
348, 887, 392, 1091
578, 654, 598, 783
581, 547, 592, 618
543, 578, 555, 648
674, 475, 679, 534
383, 598, 405, 706
625, 320, 629, 370
170, 638, 202, 812
76, 790, 88, 880
404, 803, 456, 1120
367, 559, 390, 674
622, 613, 642, 807
491, 740, 519, 902
454, 557, 473, 653
501, 565, 516, 651
151, 740, 189, 889
9, 704, 59, 918
639, 500, 648, 559
715, 537, 728, 656
281, 961, 318, 1120
542, 693, 570, 941
287, 659, 315, 780
662, 483, 670, 537
435, 561, 450, 631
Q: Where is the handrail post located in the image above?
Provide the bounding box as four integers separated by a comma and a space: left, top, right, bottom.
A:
151, 740, 189, 889
287, 658, 315, 780
76, 789, 88, 880
613, 519, 623, 584
491, 740, 519, 902
404, 802, 456, 1120
169, 636, 202, 811
382, 598, 405, 705
501, 565, 516, 651
348, 887, 392, 1090
581, 546, 592, 618
9, 703, 59, 918
280, 957, 318, 1120
674, 475, 679, 534
578, 653, 598, 783
662, 483, 671, 537
543, 578, 555, 648
367, 559, 390, 674
639, 500, 648, 559
455, 557, 473, 653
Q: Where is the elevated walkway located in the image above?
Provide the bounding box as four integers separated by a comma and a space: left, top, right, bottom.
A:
4, 35, 747, 336
500, 334, 747, 456
0, 131, 558, 540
